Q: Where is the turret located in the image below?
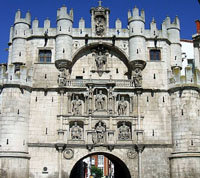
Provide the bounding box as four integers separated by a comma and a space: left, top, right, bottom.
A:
168, 62, 200, 177
166, 16, 182, 69
55, 5, 73, 69
0, 64, 32, 177
128, 6, 146, 62
10, 10, 31, 65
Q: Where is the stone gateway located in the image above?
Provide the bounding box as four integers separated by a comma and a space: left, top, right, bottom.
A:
1, 2, 200, 178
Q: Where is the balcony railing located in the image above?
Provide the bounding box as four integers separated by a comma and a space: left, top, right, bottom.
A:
65, 79, 133, 87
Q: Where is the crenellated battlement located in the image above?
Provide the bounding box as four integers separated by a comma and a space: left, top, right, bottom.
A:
168, 66, 200, 87
128, 6, 145, 23
57, 5, 73, 22
163, 16, 180, 30
0, 64, 32, 87
14, 9, 31, 26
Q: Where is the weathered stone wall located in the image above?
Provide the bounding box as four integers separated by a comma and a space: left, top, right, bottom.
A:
1, 3, 200, 178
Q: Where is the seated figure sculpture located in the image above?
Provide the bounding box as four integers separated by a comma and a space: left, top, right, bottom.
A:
118, 122, 131, 140
71, 122, 82, 140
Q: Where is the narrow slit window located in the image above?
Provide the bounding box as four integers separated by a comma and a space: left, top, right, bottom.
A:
181, 109, 184, 116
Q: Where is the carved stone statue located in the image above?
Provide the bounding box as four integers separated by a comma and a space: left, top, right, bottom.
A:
72, 95, 82, 115
95, 90, 106, 110
93, 122, 106, 143
71, 122, 82, 140
95, 16, 105, 36
118, 96, 127, 115
132, 68, 142, 87
58, 69, 67, 86
95, 51, 107, 70
118, 122, 131, 140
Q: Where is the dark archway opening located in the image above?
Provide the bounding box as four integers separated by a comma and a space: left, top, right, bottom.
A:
70, 152, 131, 178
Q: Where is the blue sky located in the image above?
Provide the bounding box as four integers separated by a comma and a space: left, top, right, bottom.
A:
0, 0, 199, 63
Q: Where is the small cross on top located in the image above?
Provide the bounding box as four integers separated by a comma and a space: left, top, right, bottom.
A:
98, 0, 102, 6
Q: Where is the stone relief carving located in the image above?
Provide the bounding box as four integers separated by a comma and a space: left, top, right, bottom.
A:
95, 16, 105, 36
71, 122, 83, 140
63, 149, 74, 159
95, 51, 107, 70
132, 68, 142, 87
93, 122, 106, 144
91, 45, 110, 76
118, 96, 127, 115
72, 95, 82, 115
95, 90, 106, 110
118, 122, 131, 140
58, 69, 67, 87
127, 149, 137, 159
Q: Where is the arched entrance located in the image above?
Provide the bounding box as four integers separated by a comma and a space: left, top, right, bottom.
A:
70, 152, 131, 178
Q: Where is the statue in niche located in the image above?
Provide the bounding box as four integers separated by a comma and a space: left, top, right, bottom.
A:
132, 68, 142, 87
72, 95, 82, 115
118, 96, 127, 115
71, 122, 82, 140
95, 90, 106, 110
95, 16, 105, 36
93, 122, 106, 144
58, 69, 67, 86
118, 122, 131, 140
95, 51, 107, 70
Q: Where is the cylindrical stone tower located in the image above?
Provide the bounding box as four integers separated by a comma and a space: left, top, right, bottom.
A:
11, 9, 31, 64
166, 16, 182, 69
128, 6, 146, 62
0, 65, 31, 178
55, 5, 73, 69
170, 90, 200, 177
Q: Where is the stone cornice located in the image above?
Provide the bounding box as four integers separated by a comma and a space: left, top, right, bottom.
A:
0, 151, 31, 159
28, 142, 172, 149
1, 84, 200, 95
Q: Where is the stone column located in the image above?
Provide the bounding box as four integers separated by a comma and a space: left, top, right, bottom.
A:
88, 85, 93, 114
55, 144, 66, 178
58, 90, 65, 141
84, 94, 88, 114
135, 144, 145, 178
130, 95, 134, 114
67, 93, 72, 114
108, 87, 113, 114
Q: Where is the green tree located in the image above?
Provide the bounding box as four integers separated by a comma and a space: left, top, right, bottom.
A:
91, 166, 103, 178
